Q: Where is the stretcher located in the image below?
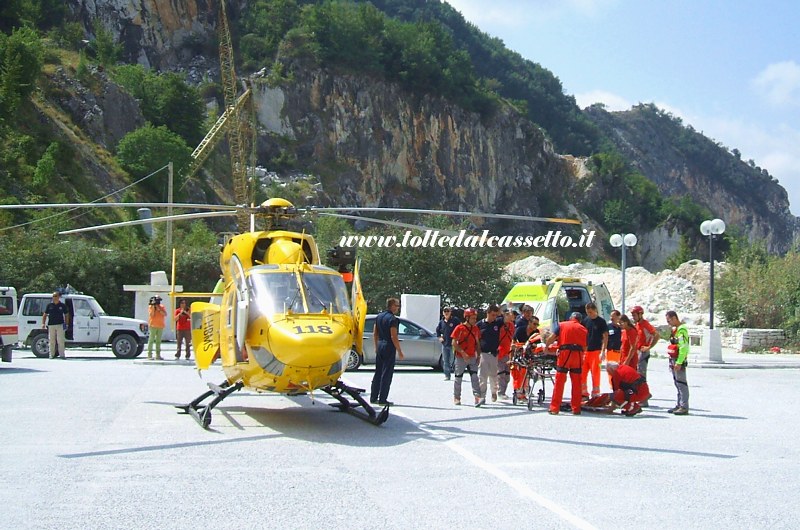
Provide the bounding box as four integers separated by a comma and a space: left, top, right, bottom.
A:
508, 340, 557, 411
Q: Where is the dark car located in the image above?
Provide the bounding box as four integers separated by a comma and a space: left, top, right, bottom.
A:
345, 314, 442, 371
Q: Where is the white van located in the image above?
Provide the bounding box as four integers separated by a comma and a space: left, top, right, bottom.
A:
19, 292, 149, 358
0, 286, 18, 362
502, 277, 615, 331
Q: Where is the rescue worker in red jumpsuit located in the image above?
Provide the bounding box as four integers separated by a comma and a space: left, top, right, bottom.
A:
545, 312, 588, 415
451, 308, 482, 406
608, 362, 651, 416
619, 314, 639, 370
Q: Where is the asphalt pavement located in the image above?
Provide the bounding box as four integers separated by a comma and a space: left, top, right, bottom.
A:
2, 344, 799, 529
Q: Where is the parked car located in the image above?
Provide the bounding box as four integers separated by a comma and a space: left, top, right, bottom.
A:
19, 292, 149, 359
346, 314, 442, 371
0, 286, 18, 362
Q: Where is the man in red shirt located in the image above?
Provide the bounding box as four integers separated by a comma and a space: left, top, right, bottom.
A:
545, 312, 588, 415
619, 315, 639, 370
496, 309, 516, 399
608, 363, 651, 416
451, 308, 481, 406
174, 298, 192, 360
630, 306, 658, 406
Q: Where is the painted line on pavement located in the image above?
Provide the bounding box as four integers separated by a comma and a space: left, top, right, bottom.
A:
393, 409, 599, 530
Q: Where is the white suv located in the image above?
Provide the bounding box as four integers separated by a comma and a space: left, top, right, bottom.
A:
0, 286, 18, 362
19, 293, 149, 358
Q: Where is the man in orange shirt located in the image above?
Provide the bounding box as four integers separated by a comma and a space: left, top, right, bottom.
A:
630, 306, 658, 406
451, 308, 481, 406
545, 312, 588, 415
147, 295, 167, 361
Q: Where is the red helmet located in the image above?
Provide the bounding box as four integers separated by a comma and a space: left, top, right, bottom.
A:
630, 305, 644, 314
463, 308, 477, 318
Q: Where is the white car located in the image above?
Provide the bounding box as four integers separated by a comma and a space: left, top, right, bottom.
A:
346, 314, 442, 371
19, 292, 149, 359
0, 286, 18, 362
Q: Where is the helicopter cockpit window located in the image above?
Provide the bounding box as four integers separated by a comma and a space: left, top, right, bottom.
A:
249, 272, 350, 316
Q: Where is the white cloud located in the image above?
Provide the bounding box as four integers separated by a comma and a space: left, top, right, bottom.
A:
445, 0, 617, 27
751, 61, 800, 107
574, 90, 632, 111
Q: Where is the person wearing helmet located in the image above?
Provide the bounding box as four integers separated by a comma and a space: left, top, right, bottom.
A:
630, 306, 658, 406
545, 312, 588, 415
451, 308, 481, 406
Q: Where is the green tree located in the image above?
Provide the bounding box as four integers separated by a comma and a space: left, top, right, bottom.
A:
91, 20, 122, 67
116, 125, 192, 197
111, 66, 204, 145
0, 26, 44, 121
32, 141, 58, 188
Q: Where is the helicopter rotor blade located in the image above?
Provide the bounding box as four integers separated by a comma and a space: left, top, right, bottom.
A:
318, 213, 462, 236
58, 211, 238, 235
311, 207, 581, 225
0, 202, 246, 211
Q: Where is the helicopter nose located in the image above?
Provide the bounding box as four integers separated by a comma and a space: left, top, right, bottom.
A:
262, 319, 351, 368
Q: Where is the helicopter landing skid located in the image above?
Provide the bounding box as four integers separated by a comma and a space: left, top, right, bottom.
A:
322, 381, 389, 426
176, 380, 244, 429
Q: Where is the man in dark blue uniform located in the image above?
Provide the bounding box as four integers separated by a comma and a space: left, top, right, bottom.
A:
370, 297, 404, 406
436, 306, 460, 381
476, 304, 504, 406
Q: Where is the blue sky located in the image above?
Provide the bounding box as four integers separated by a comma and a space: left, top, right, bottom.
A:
445, 0, 800, 216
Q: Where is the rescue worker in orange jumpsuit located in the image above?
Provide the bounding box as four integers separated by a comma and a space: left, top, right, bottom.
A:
451, 308, 482, 406
619, 314, 639, 370
545, 312, 588, 415
510, 317, 540, 401
580, 302, 608, 399
608, 362, 651, 416
496, 309, 516, 399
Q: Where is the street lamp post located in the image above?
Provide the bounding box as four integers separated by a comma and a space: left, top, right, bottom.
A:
609, 233, 638, 315
700, 218, 726, 362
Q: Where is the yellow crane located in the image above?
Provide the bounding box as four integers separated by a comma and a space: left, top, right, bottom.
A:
181, 0, 254, 232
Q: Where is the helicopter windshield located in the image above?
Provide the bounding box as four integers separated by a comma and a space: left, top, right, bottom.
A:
248, 270, 350, 316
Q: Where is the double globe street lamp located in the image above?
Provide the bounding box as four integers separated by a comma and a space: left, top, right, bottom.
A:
700, 218, 726, 362
609, 233, 638, 315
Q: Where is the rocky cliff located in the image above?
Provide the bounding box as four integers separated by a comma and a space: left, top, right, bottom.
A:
66, 0, 213, 69
252, 66, 576, 221
584, 104, 799, 254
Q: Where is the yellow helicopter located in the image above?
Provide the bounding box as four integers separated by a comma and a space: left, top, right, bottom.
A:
2, 197, 581, 427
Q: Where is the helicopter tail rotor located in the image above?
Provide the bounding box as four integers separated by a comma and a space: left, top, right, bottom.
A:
322, 381, 389, 426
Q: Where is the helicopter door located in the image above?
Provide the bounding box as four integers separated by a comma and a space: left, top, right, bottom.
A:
229, 255, 250, 360
351, 258, 367, 355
